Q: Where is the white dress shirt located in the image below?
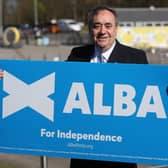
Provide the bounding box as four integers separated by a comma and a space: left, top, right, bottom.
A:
90, 40, 116, 63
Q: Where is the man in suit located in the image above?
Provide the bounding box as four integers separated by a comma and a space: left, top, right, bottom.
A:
67, 5, 148, 168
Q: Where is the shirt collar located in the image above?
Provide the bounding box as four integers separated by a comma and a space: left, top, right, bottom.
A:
91, 40, 116, 63
101, 40, 116, 61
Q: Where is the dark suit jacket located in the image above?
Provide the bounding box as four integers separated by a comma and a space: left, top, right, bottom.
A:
67, 40, 148, 64
67, 41, 148, 168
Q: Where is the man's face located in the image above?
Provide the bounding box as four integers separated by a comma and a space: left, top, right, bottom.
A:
91, 10, 117, 51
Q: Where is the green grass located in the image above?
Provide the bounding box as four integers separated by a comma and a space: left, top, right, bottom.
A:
0, 164, 18, 168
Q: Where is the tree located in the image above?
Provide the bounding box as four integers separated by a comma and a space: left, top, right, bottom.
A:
3, 0, 168, 25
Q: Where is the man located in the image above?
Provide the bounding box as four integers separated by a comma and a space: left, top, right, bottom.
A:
0, 71, 3, 78
67, 5, 148, 168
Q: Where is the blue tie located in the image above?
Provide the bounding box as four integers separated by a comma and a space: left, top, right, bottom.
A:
97, 54, 102, 63
98, 54, 106, 63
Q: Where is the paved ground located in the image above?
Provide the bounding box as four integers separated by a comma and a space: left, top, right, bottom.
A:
0, 41, 168, 64
0, 153, 168, 168
0, 153, 70, 168
1, 40, 168, 168
0, 44, 73, 61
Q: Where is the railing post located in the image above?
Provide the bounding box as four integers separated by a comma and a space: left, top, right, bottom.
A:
40, 156, 48, 168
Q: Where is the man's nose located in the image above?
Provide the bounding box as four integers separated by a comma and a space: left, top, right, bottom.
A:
99, 25, 106, 33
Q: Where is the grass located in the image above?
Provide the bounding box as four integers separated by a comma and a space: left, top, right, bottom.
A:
0, 163, 18, 168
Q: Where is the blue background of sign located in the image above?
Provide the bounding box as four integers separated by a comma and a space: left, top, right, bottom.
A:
0, 60, 168, 164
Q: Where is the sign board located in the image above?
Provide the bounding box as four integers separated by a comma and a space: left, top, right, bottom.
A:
118, 27, 168, 48
0, 60, 168, 165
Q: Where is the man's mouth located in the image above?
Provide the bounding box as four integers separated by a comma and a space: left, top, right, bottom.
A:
97, 36, 108, 41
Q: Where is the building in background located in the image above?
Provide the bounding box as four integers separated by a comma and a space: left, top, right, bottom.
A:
116, 7, 168, 49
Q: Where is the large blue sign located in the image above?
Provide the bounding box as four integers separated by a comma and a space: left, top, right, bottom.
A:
0, 60, 168, 165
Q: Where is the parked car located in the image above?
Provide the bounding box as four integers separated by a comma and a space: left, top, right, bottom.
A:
57, 19, 84, 32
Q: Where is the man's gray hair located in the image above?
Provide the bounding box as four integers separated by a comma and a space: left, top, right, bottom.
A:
87, 5, 118, 42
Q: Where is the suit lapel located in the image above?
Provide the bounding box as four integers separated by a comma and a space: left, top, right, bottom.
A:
84, 42, 124, 63
83, 45, 94, 62
107, 40, 121, 63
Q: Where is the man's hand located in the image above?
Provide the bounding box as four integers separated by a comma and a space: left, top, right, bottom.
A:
0, 70, 3, 78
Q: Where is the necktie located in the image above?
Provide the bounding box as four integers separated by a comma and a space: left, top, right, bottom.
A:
102, 55, 107, 63
97, 54, 102, 63
97, 54, 106, 63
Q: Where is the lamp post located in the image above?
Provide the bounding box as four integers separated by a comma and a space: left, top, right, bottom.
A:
34, 0, 38, 26
72, 0, 77, 20
0, 0, 3, 39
